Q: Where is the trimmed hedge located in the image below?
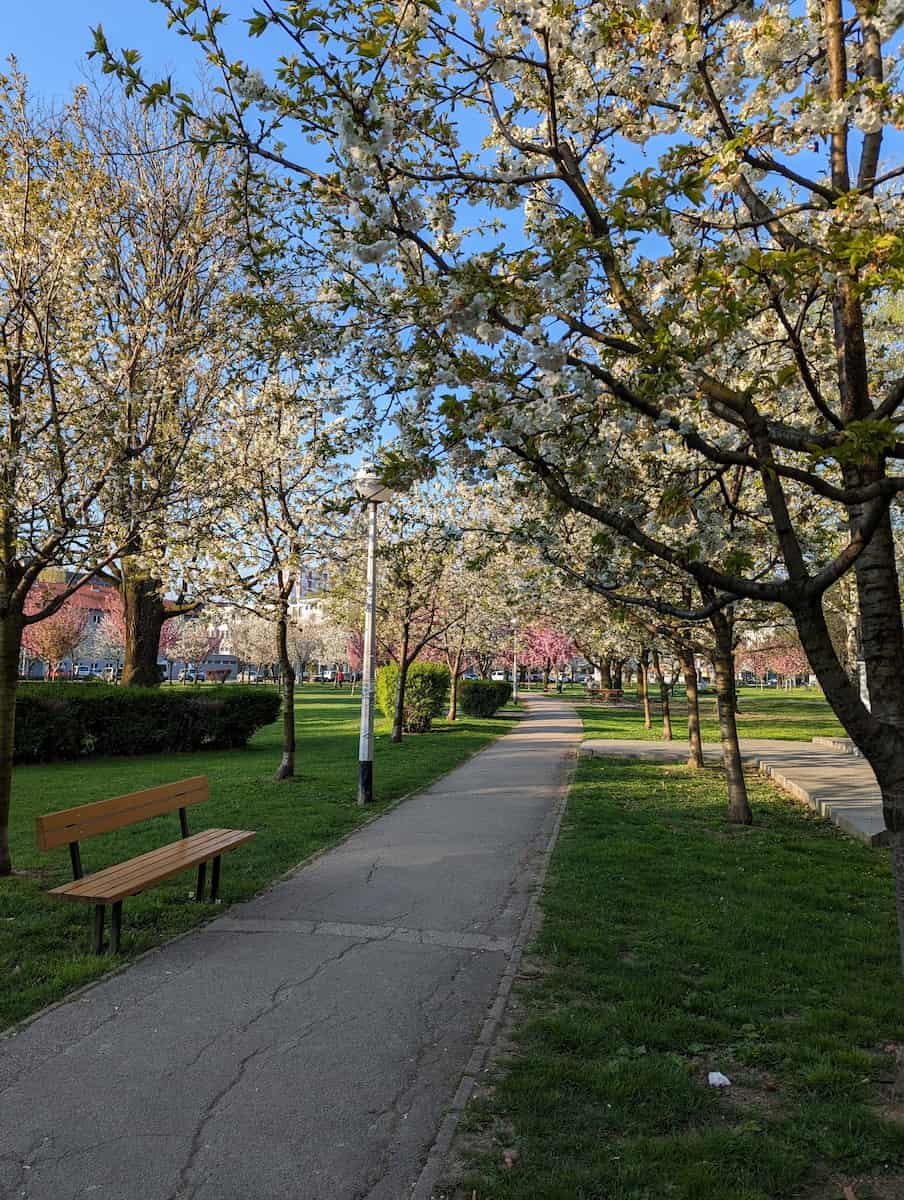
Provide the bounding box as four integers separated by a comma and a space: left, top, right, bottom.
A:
458, 679, 512, 717
376, 662, 450, 733
14, 684, 281, 764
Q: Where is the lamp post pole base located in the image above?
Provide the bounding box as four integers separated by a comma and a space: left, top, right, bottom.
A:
357, 759, 374, 806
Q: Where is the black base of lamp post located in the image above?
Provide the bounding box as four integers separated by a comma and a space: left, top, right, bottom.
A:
357, 759, 373, 806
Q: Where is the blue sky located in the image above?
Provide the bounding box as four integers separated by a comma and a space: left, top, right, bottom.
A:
6, 3, 203, 101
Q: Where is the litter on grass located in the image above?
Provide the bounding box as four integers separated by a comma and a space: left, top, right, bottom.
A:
708, 1071, 732, 1088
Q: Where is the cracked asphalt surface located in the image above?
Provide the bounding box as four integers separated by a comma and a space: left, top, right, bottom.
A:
0, 695, 580, 1200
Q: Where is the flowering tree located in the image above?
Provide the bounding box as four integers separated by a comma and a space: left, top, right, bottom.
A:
207, 377, 347, 778
21, 588, 90, 678
91, 591, 181, 678
223, 611, 277, 680
0, 72, 172, 874
169, 618, 215, 682
345, 631, 364, 676
372, 486, 461, 743
100, 2, 904, 956
288, 623, 324, 681
78, 99, 245, 687
738, 631, 811, 687
522, 626, 576, 691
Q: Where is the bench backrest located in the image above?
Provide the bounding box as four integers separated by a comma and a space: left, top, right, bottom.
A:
36, 776, 209, 850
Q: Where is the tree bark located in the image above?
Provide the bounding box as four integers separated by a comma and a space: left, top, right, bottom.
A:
391, 623, 411, 743
730, 666, 741, 713
680, 645, 704, 769
638, 648, 652, 729
600, 659, 613, 689
612, 659, 623, 691
711, 615, 752, 824
120, 557, 168, 688
652, 648, 672, 741
273, 612, 295, 781
0, 611, 22, 875
447, 650, 464, 721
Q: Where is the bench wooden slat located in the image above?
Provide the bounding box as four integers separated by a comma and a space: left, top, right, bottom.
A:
49, 829, 256, 903
49, 827, 236, 893
36, 777, 209, 849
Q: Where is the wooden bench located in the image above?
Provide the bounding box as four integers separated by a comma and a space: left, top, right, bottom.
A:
584, 686, 624, 704
36, 776, 255, 956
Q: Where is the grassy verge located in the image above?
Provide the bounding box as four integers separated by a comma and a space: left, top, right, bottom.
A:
576, 686, 845, 743
448, 757, 904, 1200
0, 685, 517, 1031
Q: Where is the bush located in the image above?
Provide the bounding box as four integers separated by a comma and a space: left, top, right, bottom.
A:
14, 684, 281, 764
458, 679, 512, 717
376, 662, 450, 733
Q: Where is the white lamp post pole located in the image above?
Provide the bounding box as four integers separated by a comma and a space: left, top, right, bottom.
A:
358, 499, 379, 804
511, 618, 518, 703
355, 467, 393, 805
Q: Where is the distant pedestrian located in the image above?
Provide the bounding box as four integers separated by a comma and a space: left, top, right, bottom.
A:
336, 668, 345, 688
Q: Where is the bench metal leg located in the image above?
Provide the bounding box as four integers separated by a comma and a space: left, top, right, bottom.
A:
110, 901, 123, 955
196, 861, 207, 902
210, 855, 222, 902
93, 905, 105, 956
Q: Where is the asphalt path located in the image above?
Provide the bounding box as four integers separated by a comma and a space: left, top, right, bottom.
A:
0, 695, 581, 1200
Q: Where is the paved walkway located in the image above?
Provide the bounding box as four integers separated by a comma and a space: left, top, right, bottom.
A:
581, 736, 887, 845
0, 696, 581, 1200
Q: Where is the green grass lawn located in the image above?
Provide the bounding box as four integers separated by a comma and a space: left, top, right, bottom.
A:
447, 757, 904, 1200
575, 686, 846, 744
0, 685, 518, 1031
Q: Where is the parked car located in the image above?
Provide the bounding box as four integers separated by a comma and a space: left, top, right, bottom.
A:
103, 665, 124, 682
178, 668, 206, 683
73, 665, 100, 680
490, 670, 508, 681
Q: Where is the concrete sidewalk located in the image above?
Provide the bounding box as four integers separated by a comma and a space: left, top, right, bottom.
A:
580, 736, 887, 846
0, 696, 580, 1200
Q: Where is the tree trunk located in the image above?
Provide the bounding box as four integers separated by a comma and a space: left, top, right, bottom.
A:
542, 659, 551, 691
0, 611, 23, 875
638, 648, 652, 729
600, 659, 613, 689
711, 616, 752, 824
612, 659, 623, 690
447, 650, 464, 721
680, 646, 704, 769
391, 625, 411, 744
120, 557, 167, 687
273, 613, 296, 781
730, 665, 741, 714
652, 648, 672, 741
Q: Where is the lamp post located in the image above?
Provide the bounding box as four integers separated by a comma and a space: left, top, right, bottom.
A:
355, 466, 394, 805
510, 617, 518, 703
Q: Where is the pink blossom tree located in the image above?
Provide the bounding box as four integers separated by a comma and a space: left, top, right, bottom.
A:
22, 588, 90, 678
522, 626, 576, 691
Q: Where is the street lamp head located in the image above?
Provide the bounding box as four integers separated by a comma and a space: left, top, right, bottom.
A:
354, 465, 394, 504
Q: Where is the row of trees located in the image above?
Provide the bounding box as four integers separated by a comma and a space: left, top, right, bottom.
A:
108, 0, 904, 954
12, 0, 904, 967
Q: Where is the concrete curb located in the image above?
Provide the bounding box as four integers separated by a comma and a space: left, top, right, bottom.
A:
812, 735, 862, 757
579, 738, 889, 849
409, 718, 580, 1200
754, 759, 889, 847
